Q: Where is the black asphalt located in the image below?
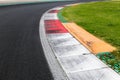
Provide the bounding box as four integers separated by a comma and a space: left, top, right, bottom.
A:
0, 0, 98, 80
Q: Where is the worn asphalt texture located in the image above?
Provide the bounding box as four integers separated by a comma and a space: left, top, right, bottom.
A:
0, 0, 98, 80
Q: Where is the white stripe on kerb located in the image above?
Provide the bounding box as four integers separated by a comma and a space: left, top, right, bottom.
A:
44, 13, 58, 20
58, 54, 107, 73
47, 33, 72, 40
51, 44, 90, 57
68, 68, 120, 80
48, 37, 80, 47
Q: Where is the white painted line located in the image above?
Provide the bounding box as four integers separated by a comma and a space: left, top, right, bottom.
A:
52, 44, 90, 57
58, 54, 107, 73
48, 37, 80, 47
44, 13, 58, 20
68, 68, 120, 80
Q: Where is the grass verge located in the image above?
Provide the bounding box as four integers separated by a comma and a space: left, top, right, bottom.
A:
61, 1, 120, 73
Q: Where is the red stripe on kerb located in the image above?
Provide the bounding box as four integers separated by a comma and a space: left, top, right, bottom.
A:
45, 20, 68, 33
48, 10, 59, 13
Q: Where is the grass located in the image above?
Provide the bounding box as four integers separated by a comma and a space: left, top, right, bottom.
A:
62, 1, 120, 51
61, 1, 120, 72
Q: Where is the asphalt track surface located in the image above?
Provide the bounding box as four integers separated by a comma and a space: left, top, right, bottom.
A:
0, 0, 97, 80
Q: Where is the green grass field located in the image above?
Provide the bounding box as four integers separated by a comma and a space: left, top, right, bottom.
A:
61, 1, 120, 72
62, 1, 120, 52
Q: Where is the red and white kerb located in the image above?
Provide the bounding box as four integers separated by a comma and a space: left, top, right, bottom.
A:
42, 6, 120, 80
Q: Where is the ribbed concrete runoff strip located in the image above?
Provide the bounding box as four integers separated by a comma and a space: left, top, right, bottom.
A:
39, 4, 120, 80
